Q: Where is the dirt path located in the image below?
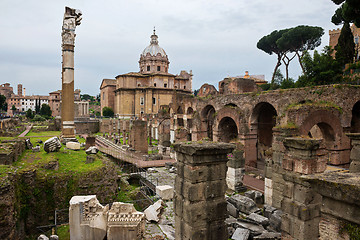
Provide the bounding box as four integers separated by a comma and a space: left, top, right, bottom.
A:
18, 124, 33, 137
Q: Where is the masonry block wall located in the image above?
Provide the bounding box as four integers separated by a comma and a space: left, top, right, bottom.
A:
174, 142, 235, 240
129, 120, 148, 153
279, 137, 326, 240
347, 133, 360, 172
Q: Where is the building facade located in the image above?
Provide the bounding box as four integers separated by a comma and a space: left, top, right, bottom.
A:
101, 30, 192, 118
329, 23, 360, 59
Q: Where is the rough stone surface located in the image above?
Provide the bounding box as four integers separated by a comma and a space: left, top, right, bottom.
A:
156, 185, 174, 200
38, 234, 49, 240
66, 141, 81, 150
69, 195, 145, 240
25, 138, 33, 149
228, 194, 260, 215
86, 155, 95, 164
231, 228, 250, 240
144, 200, 164, 222
49, 235, 59, 240
247, 213, 269, 227
32, 146, 41, 152
253, 231, 281, 239
43, 137, 61, 153
86, 146, 99, 154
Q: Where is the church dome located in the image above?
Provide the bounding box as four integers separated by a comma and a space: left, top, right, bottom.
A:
141, 29, 167, 57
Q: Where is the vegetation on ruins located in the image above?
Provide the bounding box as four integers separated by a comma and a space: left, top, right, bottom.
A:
102, 106, 114, 117
297, 47, 343, 87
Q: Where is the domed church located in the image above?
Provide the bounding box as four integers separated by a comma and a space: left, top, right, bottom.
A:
100, 29, 193, 117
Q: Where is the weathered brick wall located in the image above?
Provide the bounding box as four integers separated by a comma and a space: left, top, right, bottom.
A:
174, 142, 234, 240
129, 120, 148, 153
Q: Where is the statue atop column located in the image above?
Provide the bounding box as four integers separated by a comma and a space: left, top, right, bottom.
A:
61, 7, 82, 143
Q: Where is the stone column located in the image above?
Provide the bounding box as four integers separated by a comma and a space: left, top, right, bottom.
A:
226, 147, 245, 192
61, 7, 82, 142
129, 120, 148, 153
346, 133, 360, 172
280, 137, 326, 240
174, 142, 235, 240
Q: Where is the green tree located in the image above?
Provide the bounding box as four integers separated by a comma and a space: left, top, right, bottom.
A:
0, 95, 6, 112
26, 109, 34, 119
40, 104, 52, 117
102, 107, 114, 117
296, 47, 342, 87
335, 22, 356, 65
257, 29, 290, 86
276, 26, 324, 74
81, 94, 95, 102
35, 98, 41, 114
331, 0, 360, 27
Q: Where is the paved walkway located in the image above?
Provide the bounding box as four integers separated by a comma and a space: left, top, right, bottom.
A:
18, 124, 33, 137
96, 136, 175, 168
243, 175, 265, 193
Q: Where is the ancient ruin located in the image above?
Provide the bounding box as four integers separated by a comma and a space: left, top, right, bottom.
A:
61, 7, 82, 142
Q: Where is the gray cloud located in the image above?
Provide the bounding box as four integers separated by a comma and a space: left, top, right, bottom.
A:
0, 0, 339, 95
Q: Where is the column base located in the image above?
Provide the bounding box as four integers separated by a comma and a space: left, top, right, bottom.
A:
60, 136, 78, 145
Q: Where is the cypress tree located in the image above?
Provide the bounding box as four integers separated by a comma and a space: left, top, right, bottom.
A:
335, 22, 355, 65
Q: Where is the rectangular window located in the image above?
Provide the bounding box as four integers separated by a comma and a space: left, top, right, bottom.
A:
140, 97, 144, 105
103, 92, 105, 100
147, 66, 150, 71
164, 83, 167, 88
157, 66, 161, 71
152, 97, 156, 105
140, 108, 144, 114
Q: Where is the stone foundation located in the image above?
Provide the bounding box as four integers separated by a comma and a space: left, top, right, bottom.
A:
174, 142, 234, 240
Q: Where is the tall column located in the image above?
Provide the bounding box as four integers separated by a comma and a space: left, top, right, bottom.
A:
174, 142, 235, 240
61, 7, 82, 142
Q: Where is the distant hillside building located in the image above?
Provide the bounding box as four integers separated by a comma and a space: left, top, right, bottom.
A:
101, 30, 192, 117
329, 23, 360, 60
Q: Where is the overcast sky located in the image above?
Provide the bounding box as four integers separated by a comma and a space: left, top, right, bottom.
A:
0, 0, 340, 96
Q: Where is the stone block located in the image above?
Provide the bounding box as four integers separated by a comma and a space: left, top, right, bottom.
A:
227, 202, 238, 218
263, 205, 277, 219
85, 146, 98, 154
283, 182, 294, 199
38, 234, 49, 240
247, 213, 269, 226
244, 190, 264, 204
44, 137, 61, 153
156, 185, 174, 200
182, 199, 227, 224
231, 228, 250, 240
144, 200, 163, 222
85, 136, 95, 149
294, 184, 321, 205
227, 194, 260, 214
269, 210, 282, 232
49, 235, 59, 240
234, 220, 266, 236
264, 178, 273, 206
66, 141, 81, 150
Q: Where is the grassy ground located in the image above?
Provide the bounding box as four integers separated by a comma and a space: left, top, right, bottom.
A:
26, 131, 61, 137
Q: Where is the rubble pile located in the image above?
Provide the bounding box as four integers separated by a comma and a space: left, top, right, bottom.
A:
226, 190, 282, 240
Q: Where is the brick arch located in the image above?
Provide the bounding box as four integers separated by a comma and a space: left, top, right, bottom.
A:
298, 109, 349, 165
351, 100, 360, 133
213, 107, 242, 142
200, 105, 216, 140
299, 110, 342, 138
245, 102, 278, 168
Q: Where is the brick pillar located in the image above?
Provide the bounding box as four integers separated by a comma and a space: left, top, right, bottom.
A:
174, 142, 235, 240
226, 147, 245, 192
346, 133, 360, 172
281, 137, 326, 240
129, 120, 148, 153
244, 124, 257, 168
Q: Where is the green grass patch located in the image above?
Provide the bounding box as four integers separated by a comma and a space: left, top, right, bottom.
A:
56, 225, 70, 240
26, 131, 61, 137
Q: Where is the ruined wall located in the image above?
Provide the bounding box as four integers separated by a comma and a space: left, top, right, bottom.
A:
0, 155, 118, 239
75, 119, 99, 134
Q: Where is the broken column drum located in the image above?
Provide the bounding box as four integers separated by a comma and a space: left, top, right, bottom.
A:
174, 142, 235, 240
61, 7, 82, 140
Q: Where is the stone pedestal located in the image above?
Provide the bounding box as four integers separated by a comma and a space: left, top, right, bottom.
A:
226, 149, 245, 191
129, 120, 148, 153
279, 137, 325, 240
174, 142, 235, 240
346, 133, 360, 172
